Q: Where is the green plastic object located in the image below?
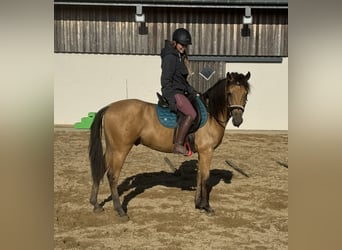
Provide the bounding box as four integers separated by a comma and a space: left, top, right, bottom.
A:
74, 112, 96, 129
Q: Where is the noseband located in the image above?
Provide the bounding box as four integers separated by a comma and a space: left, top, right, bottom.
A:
228, 104, 245, 113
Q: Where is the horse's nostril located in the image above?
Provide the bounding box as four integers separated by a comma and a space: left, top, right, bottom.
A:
233, 117, 243, 127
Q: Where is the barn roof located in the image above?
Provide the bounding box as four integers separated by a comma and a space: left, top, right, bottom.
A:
54, 0, 288, 8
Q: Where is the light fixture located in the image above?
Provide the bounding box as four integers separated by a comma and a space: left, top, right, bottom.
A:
135, 4, 145, 23
241, 7, 252, 37
243, 6, 252, 25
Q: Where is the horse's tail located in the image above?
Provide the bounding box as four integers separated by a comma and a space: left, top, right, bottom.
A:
89, 106, 109, 185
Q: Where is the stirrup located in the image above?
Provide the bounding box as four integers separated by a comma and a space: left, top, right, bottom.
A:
173, 143, 192, 156
184, 141, 193, 156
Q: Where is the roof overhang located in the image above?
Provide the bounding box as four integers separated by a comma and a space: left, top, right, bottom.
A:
54, 0, 288, 9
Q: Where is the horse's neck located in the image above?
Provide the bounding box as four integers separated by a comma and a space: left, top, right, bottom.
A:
208, 113, 229, 132
212, 110, 229, 129
204, 95, 230, 129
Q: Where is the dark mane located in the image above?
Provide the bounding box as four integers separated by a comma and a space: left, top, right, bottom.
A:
202, 78, 227, 123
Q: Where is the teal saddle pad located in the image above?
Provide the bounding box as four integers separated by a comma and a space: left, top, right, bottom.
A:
156, 96, 208, 128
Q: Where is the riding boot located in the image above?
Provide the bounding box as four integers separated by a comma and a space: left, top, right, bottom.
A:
173, 115, 193, 155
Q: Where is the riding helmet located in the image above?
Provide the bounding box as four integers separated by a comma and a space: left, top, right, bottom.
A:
172, 28, 192, 45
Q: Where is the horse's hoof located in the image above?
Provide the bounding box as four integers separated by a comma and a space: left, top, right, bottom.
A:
118, 214, 130, 221
116, 210, 130, 221
205, 208, 215, 216
197, 205, 215, 215
116, 208, 128, 218
93, 206, 104, 213
201, 209, 215, 216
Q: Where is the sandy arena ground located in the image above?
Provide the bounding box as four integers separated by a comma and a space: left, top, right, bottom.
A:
54, 127, 288, 249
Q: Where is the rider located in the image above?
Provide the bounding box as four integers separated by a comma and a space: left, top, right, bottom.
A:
160, 28, 197, 156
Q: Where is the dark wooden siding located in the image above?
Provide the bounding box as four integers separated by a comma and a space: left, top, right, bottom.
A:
54, 5, 287, 57
189, 61, 226, 92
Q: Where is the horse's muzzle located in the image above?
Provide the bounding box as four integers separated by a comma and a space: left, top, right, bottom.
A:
231, 109, 243, 127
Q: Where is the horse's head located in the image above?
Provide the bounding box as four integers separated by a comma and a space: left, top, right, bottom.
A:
226, 72, 251, 127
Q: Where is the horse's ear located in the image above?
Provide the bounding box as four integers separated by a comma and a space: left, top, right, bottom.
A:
227, 72, 233, 81
245, 71, 251, 80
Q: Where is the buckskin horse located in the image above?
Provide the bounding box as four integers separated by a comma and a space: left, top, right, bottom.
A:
89, 71, 251, 217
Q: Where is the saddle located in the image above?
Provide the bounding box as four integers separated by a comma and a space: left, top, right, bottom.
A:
156, 93, 208, 154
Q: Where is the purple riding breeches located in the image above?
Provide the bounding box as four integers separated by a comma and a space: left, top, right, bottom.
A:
174, 93, 197, 120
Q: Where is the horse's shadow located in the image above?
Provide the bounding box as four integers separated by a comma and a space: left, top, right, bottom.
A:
99, 160, 233, 213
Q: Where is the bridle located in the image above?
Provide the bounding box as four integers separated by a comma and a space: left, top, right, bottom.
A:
226, 82, 247, 115
228, 104, 245, 113
213, 103, 245, 129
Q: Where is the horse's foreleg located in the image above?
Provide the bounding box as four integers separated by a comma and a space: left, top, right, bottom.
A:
194, 170, 202, 207
107, 151, 128, 217
195, 149, 214, 214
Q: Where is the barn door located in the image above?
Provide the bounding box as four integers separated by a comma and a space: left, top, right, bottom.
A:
188, 61, 226, 93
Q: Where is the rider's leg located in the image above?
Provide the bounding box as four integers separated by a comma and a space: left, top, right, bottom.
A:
173, 94, 197, 155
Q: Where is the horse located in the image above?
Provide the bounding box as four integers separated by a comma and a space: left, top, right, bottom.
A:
89, 71, 251, 218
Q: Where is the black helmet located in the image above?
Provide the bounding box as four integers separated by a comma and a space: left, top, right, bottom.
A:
172, 28, 192, 45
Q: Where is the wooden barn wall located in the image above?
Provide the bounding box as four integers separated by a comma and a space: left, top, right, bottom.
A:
54, 5, 288, 57
188, 61, 226, 92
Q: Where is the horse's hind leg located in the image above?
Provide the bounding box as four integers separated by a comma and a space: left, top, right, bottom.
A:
89, 155, 107, 213
106, 149, 130, 217
90, 181, 104, 213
